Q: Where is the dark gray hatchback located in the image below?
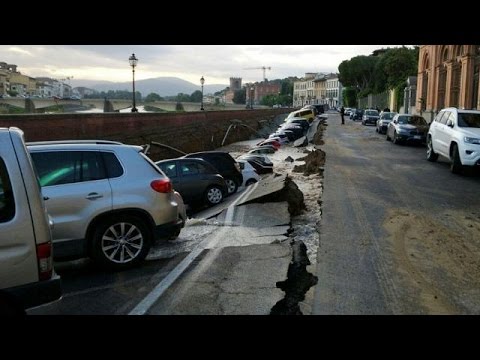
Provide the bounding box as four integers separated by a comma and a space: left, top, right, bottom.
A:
182, 151, 243, 195
156, 158, 227, 207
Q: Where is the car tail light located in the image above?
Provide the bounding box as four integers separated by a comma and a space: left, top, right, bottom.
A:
151, 179, 172, 193
234, 162, 241, 172
36, 242, 53, 281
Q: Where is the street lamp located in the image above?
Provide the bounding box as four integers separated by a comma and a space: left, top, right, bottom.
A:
129, 53, 138, 112
200, 76, 205, 110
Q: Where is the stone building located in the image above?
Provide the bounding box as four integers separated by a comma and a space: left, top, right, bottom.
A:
417, 45, 480, 121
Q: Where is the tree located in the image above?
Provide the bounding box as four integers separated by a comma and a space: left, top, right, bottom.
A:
260, 94, 277, 107
190, 90, 203, 102
175, 93, 190, 102
380, 46, 418, 90
338, 55, 379, 96
233, 89, 246, 104
343, 88, 357, 107
339, 46, 418, 100
144, 93, 163, 102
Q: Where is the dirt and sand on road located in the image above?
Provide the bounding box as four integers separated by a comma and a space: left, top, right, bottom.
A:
384, 208, 480, 314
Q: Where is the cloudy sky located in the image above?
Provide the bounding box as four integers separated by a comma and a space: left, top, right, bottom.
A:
0, 45, 405, 85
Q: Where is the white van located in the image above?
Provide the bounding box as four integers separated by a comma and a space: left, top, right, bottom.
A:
0, 127, 61, 315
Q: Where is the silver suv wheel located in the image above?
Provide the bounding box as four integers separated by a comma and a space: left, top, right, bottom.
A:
92, 215, 151, 269
101, 222, 143, 263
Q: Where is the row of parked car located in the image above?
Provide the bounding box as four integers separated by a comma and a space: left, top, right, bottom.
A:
0, 104, 326, 313
0, 123, 287, 313
358, 107, 480, 175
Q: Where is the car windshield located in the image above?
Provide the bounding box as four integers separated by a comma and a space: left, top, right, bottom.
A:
365, 110, 378, 116
458, 113, 480, 128
410, 116, 427, 125
381, 112, 396, 120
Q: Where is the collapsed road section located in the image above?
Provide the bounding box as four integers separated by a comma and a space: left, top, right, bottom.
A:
130, 117, 327, 315
129, 174, 314, 315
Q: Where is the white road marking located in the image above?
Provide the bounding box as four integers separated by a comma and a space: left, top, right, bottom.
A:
128, 185, 256, 316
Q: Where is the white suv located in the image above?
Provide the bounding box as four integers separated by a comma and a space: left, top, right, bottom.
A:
27, 140, 186, 270
427, 107, 480, 174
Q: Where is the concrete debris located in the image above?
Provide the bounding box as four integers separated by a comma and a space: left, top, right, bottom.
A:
292, 149, 326, 176
293, 136, 308, 147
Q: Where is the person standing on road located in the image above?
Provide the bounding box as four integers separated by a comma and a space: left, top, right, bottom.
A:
340, 106, 345, 124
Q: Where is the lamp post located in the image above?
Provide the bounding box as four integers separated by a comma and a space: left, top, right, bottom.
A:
200, 76, 205, 110
128, 53, 138, 112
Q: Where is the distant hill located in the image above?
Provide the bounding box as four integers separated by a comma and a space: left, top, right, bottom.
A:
71, 77, 227, 97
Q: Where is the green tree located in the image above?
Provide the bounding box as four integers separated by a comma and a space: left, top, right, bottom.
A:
338, 55, 379, 96
144, 93, 163, 102
233, 89, 246, 104
260, 94, 277, 107
175, 93, 190, 102
343, 88, 357, 107
190, 90, 203, 102
380, 46, 418, 90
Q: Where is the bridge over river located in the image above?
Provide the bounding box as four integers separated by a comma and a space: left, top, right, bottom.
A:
0, 98, 268, 113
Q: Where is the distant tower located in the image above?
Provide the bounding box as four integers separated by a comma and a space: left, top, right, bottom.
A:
230, 77, 242, 91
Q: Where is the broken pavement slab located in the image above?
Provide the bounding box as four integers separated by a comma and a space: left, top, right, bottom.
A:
146, 243, 292, 315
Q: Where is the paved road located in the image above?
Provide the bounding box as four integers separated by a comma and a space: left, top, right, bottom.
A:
313, 113, 480, 314
30, 176, 293, 315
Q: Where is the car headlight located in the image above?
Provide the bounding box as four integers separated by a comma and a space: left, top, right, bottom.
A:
464, 137, 480, 144
397, 128, 409, 134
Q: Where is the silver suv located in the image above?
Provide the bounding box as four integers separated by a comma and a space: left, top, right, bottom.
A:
27, 140, 186, 270
427, 107, 480, 174
1, 127, 61, 314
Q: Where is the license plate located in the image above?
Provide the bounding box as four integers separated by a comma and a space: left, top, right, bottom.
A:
414, 135, 421, 139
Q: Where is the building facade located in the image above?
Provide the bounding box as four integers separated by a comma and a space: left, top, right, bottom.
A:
417, 45, 480, 121
313, 73, 327, 104
325, 73, 343, 108
294, 72, 338, 107
293, 73, 316, 107
244, 80, 281, 106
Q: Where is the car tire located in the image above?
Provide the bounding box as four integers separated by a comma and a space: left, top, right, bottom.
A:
224, 178, 238, 195
91, 215, 151, 270
450, 143, 463, 174
245, 179, 257, 186
165, 227, 181, 241
205, 185, 224, 206
426, 136, 439, 162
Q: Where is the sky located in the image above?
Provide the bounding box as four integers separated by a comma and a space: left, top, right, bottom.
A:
0, 45, 406, 85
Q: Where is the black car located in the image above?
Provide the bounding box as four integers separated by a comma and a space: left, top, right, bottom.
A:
285, 117, 310, 131
156, 158, 227, 207
352, 109, 364, 121
362, 109, 380, 125
182, 151, 243, 195
386, 114, 429, 145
